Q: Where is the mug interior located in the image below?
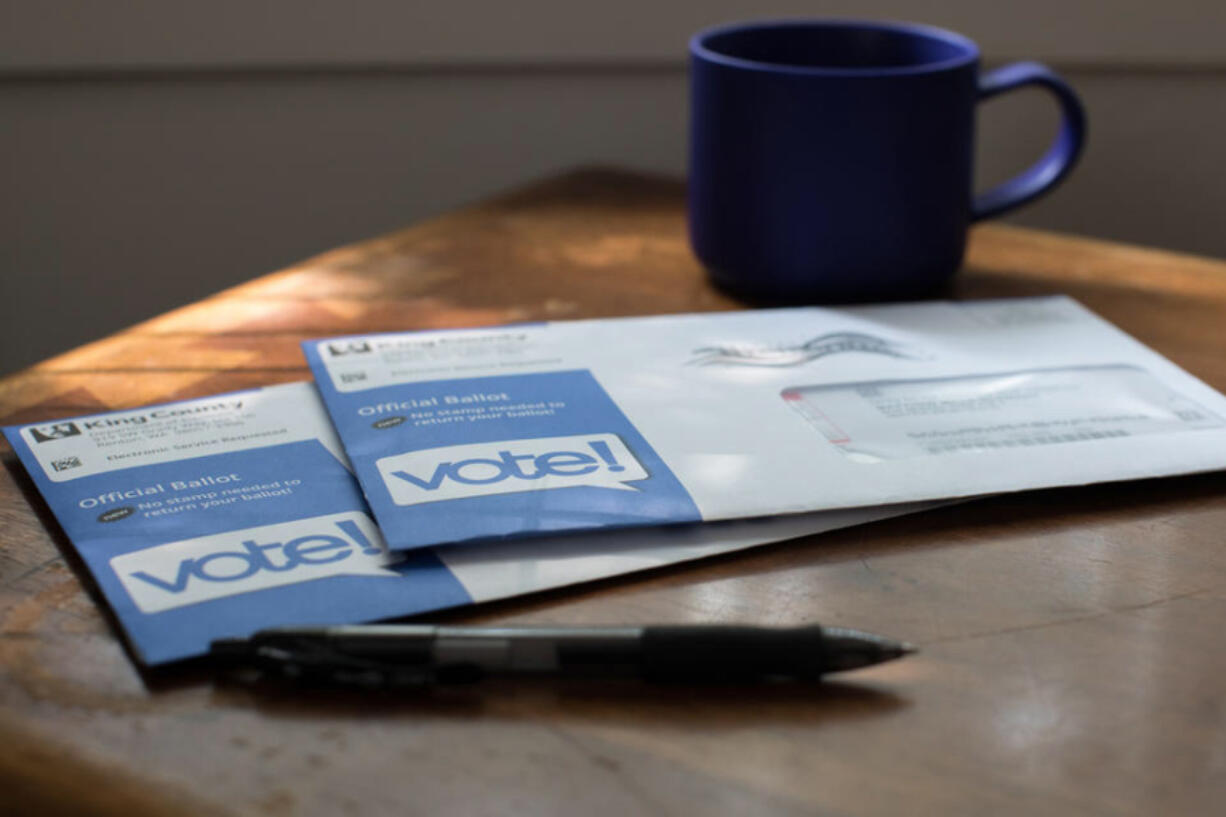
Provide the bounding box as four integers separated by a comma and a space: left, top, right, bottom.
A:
696, 21, 977, 73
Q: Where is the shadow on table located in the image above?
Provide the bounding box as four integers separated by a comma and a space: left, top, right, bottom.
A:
207, 673, 911, 730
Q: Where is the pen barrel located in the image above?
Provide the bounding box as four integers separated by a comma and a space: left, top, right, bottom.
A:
218, 623, 906, 686
638, 626, 830, 682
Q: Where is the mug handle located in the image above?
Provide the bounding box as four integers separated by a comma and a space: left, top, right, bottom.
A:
971, 61, 1087, 221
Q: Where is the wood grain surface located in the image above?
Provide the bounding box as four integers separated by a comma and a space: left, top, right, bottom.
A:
2, 168, 1225, 817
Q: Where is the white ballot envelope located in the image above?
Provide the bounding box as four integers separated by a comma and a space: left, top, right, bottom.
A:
305, 296, 1226, 551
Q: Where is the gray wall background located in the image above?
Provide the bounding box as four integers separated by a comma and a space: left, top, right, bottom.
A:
3, 1, 1225, 375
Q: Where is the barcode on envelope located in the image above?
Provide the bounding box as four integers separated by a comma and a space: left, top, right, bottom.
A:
922, 429, 1130, 454
51, 456, 83, 472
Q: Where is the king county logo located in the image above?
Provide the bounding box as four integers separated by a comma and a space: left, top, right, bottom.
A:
29, 422, 82, 443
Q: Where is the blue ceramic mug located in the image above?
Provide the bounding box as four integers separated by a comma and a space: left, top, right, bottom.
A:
688, 20, 1086, 302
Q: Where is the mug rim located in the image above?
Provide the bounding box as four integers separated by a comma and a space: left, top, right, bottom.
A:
690, 18, 980, 77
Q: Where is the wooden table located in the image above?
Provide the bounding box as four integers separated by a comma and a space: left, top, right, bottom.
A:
3, 169, 1225, 817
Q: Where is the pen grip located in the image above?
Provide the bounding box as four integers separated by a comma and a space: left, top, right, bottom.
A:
638, 626, 827, 682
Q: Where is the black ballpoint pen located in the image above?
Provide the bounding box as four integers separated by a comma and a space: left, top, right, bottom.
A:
210, 624, 915, 687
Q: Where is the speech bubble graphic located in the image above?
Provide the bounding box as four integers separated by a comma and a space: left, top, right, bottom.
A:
375, 433, 649, 506
110, 511, 397, 613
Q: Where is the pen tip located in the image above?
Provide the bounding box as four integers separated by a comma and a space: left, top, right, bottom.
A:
898, 642, 919, 656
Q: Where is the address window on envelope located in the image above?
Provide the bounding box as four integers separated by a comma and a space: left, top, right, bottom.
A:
782, 365, 1224, 464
